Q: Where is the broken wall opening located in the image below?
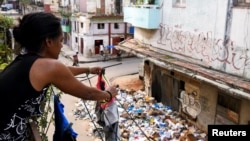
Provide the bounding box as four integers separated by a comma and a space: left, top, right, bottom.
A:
215, 93, 241, 124
151, 65, 184, 111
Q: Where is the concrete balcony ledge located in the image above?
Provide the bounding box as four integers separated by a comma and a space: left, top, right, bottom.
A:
124, 6, 160, 29
128, 4, 160, 9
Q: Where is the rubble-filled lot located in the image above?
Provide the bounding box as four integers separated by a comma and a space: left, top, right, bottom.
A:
73, 88, 207, 141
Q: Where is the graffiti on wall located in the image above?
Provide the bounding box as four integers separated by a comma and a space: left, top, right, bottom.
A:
156, 23, 250, 70
177, 91, 201, 119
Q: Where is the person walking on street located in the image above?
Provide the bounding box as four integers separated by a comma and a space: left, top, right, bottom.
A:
0, 12, 117, 141
72, 51, 79, 66
116, 49, 122, 61
100, 44, 104, 56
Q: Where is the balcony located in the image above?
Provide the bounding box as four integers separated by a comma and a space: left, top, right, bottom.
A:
123, 5, 160, 29
61, 18, 71, 33
62, 25, 71, 32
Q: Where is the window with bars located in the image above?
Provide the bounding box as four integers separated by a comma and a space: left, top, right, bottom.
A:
173, 0, 186, 8
97, 23, 105, 29
233, 0, 250, 6
114, 23, 119, 29
80, 22, 83, 28
216, 93, 241, 124
75, 37, 78, 43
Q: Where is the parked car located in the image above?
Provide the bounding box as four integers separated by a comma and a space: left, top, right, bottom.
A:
1, 4, 13, 11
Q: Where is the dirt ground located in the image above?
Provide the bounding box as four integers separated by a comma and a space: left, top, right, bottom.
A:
111, 74, 144, 92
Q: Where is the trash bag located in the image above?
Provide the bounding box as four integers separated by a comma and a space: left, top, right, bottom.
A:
53, 95, 78, 141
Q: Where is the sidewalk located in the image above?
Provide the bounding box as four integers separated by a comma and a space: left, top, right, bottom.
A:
61, 45, 102, 63
61, 45, 133, 63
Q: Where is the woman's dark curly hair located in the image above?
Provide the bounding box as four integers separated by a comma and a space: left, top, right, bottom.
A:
13, 12, 62, 54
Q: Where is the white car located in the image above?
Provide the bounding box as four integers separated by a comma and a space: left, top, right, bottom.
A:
1, 4, 13, 11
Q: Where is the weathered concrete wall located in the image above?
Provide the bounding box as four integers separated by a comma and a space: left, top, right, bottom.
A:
144, 61, 250, 132
196, 83, 217, 133
239, 99, 250, 124
78, 16, 90, 34
83, 35, 109, 56
134, 0, 250, 79
71, 15, 127, 56
87, 0, 97, 13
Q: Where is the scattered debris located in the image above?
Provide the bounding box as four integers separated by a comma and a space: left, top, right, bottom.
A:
72, 89, 208, 141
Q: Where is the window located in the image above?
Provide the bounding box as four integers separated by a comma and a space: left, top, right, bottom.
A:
75, 37, 78, 43
114, 23, 119, 29
74, 21, 77, 32
233, 0, 250, 6
238, 0, 250, 3
173, 0, 186, 8
216, 93, 241, 124
97, 23, 105, 29
81, 22, 83, 28
61, 18, 70, 26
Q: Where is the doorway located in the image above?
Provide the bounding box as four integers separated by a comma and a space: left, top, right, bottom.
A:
94, 40, 103, 55
151, 68, 183, 111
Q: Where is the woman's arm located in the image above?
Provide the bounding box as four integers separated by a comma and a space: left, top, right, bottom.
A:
30, 59, 117, 101
67, 66, 103, 76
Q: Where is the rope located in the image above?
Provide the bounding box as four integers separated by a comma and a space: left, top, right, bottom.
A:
98, 71, 121, 141
81, 69, 151, 140
101, 74, 152, 141
81, 73, 105, 141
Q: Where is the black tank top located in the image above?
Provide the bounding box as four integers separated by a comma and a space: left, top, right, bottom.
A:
0, 54, 49, 140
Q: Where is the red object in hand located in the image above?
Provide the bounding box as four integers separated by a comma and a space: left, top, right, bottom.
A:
96, 69, 106, 91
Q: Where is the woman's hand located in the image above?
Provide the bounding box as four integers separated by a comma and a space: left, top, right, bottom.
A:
105, 86, 118, 98
89, 67, 103, 74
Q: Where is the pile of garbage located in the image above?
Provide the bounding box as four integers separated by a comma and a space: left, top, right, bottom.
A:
73, 89, 207, 141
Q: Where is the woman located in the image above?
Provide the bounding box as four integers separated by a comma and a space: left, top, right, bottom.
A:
0, 12, 117, 140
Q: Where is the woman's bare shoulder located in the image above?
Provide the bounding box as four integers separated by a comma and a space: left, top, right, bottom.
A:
32, 58, 68, 74
30, 58, 71, 90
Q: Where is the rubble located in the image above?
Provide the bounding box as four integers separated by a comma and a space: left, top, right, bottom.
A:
72, 89, 208, 141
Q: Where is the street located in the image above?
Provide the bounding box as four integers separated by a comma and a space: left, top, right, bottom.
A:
46, 53, 142, 141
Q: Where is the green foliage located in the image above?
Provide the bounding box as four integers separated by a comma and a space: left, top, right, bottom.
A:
0, 0, 4, 6
58, 9, 72, 18
0, 44, 12, 64
19, 0, 31, 5
0, 14, 14, 71
0, 62, 8, 70
136, 0, 144, 5
34, 85, 64, 141
0, 14, 15, 28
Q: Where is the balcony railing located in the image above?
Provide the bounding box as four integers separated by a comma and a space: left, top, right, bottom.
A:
62, 25, 71, 32
123, 5, 160, 29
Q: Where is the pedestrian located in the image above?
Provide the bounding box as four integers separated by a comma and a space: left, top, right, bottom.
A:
72, 51, 79, 66
100, 44, 104, 56
116, 49, 122, 61
0, 12, 117, 141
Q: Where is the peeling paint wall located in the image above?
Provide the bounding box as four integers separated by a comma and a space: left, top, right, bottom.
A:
144, 62, 250, 132
196, 83, 217, 133
240, 99, 250, 124
86, 0, 98, 13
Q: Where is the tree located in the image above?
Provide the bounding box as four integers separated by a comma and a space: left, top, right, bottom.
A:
0, 14, 14, 71
0, 0, 4, 6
